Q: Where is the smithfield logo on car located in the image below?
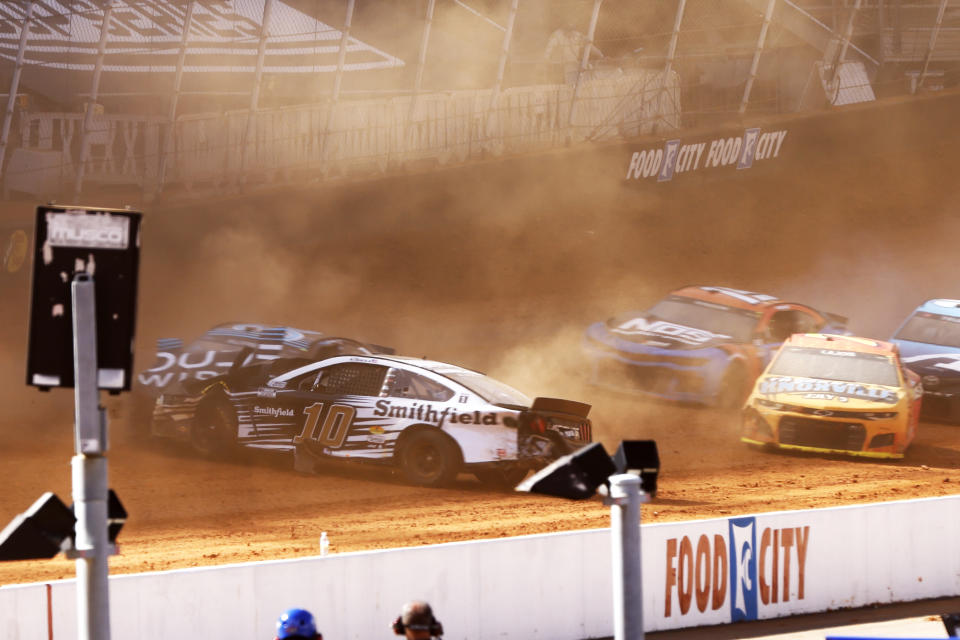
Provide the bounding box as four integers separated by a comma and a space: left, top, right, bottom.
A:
254, 406, 294, 418
373, 400, 499, 427
663, 517, 811, 622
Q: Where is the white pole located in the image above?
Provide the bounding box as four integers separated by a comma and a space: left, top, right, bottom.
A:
71, 274, 111, 640
0, 0, 33, 177
609, 474, 643, 640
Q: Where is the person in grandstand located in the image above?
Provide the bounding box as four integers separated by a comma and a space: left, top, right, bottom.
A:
392, 600, 444, 639
274, 608, 322, 640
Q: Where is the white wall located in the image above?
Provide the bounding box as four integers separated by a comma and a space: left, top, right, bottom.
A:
2, 495, 959, 639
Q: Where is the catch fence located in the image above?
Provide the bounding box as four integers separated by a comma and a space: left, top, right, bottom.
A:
0, 0, 955, 200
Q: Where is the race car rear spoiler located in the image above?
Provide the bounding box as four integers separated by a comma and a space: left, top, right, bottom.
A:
531, 397, 591, 419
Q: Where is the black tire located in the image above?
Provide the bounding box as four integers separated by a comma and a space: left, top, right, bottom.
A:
399, 430, 461, 487
717, 365, 747, 409
474, 467, 529, 489
191, 402, 236, 457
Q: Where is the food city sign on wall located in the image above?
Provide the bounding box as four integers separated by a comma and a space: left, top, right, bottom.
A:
654, 515, 814, 627
626, 128, 789, 182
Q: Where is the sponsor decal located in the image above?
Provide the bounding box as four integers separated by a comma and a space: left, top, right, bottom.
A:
254, 406, 294, 418
612, 317, 730, 346
136, 348, 281, 387
46, 211, 129, 249
758, 376, 898, 403
627, 128, 788, 182
902, 353, 960, 374
373, 400, 499, 428
664, 517, 811, 622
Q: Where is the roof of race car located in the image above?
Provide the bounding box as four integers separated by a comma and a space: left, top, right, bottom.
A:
200, 322, 326, 350
916, 299, 960, 318
671, 286, 783, 311
785, 333, 895, 356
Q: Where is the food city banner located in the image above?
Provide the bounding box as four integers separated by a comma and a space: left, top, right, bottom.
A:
0, 494, 958, 639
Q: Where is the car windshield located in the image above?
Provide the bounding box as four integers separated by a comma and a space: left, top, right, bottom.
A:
768, 347, 900, 387
643, 297, 759, 342
894, 312, 960, 349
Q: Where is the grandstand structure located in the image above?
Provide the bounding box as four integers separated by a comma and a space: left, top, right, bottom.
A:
0, 0, 956, 200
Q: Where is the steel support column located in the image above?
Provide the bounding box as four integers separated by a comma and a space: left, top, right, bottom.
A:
484, 0, 519, 143
917, 0, 949, 91
0, 1, 33, 178
663, 0, 687, 78
73, 0, 115, 200
407, 0, 436, 127
827, 0, 863, 102
241, 0, 275, 181
740, 0, 778, 114
322, 0, 355, 169
158, 0, 195, 193
567, 0, 604, 135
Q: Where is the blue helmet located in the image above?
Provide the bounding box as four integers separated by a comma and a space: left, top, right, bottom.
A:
276, 608, 317, 639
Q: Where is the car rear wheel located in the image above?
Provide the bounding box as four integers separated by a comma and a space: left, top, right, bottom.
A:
191, 402, 236, 457
399, 430, 461, 487
474, 467, 529, 489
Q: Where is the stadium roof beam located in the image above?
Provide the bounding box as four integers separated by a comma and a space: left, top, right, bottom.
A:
740, 0, 880, 68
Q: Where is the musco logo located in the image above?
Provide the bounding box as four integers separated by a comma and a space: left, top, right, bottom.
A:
664, 517, 811, 622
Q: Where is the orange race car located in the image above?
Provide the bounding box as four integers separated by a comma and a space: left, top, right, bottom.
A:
741, 334, 923, 459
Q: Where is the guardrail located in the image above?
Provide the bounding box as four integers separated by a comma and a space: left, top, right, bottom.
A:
2, 493, 958, 639
4, 68, 679, 200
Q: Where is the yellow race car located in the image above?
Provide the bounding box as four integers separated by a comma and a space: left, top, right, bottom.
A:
741, 333, 922, 459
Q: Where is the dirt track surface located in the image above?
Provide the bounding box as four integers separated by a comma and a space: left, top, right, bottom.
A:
2, 96, 960, 586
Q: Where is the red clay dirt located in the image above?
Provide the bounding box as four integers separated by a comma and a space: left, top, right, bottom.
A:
1, 97, 959, 586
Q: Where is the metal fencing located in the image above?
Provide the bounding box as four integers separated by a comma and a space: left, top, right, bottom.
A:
0, 0, 956, 201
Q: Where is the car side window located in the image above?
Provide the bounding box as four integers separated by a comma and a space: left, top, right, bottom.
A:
792, 310, 822, 335
384, 369, 454, 401
314, 363, 388, 396
767, 310, 823, 342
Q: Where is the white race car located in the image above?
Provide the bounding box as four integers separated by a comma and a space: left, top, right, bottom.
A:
152, 354, 594, 488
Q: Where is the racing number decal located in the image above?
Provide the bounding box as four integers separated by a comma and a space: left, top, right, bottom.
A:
293, 402, 356, 448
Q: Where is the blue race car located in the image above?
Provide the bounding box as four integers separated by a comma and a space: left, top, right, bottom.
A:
583, 285, 848, 407
891, 298, 960, 422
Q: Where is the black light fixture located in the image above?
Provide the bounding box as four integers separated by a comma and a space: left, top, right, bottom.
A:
0, 492, 76, 561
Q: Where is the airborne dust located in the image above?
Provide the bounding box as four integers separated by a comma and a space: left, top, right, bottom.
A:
1, 0, 960, 586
